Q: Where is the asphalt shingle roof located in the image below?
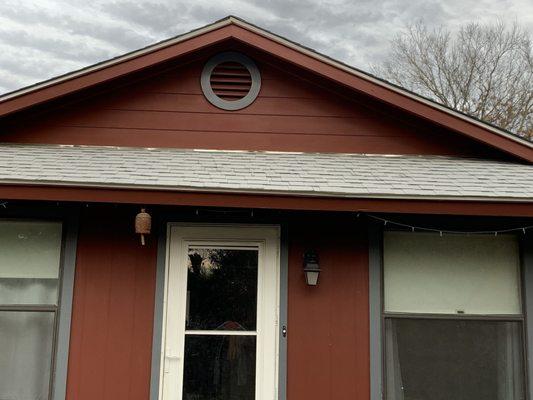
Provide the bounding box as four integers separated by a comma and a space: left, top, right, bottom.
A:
0, 144, 532, 201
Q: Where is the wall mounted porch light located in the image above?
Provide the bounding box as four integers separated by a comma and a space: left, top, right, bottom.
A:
303, 250, 320, 286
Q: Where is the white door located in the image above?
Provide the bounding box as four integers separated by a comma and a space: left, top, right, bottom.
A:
160, 224, 280, 400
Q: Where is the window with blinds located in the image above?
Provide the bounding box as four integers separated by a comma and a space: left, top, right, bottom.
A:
383, 232, 525, 400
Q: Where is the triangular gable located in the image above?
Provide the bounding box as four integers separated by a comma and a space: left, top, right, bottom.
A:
0, 16, 531, 162
3, 53, 506, 159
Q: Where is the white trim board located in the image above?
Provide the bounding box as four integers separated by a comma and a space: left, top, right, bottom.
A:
158, 223, 281, 400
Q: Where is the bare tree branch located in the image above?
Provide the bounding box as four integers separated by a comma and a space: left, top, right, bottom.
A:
372, 21, 533, 140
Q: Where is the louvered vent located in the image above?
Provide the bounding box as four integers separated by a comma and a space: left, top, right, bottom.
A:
201, 52, 261, 111
210, 61, 252, 101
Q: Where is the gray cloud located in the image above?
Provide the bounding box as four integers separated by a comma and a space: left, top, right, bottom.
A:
0, 0, 531, 94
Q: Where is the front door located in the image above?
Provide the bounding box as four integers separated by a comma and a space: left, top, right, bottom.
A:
160, 224, 280, 400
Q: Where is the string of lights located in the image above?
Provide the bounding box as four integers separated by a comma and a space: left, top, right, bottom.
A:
1, 199, 531, 236
358, 213, 533, 236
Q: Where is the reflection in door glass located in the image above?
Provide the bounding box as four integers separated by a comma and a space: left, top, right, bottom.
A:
183, 335, 256, 400
186, 248, 258, 331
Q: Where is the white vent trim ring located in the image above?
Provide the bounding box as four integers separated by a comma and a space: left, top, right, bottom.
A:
201, 52, 261, 111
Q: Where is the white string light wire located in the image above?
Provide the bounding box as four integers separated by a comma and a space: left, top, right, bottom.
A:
359, 213, 533, 236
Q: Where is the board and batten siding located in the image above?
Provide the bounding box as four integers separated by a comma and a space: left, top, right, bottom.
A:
287, 217, 370, 399
66, 206, 158, 399
65, 208, 370, 399
0, 45, 510, 159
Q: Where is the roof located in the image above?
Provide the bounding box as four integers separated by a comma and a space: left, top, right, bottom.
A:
1, 143, 531, 202
0, 16, 531, 163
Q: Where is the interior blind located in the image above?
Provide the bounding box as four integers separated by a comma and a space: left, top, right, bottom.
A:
0, 221, 62, 279
383, 232, 521, 315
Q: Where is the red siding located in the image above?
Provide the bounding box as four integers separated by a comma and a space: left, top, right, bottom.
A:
287, 217, 370, 399
66, 209, 369, 399
2, 185, 532, 217
66, 207, 157, 400
0, 51, 509, 159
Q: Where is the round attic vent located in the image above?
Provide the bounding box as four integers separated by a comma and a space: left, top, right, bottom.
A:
201, 52, 261, 111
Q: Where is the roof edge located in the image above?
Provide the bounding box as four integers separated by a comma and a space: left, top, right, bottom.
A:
0, 179, 531, 204
0, 16, 531, 159
0, 16, 234, 103
227, 17, 532, 151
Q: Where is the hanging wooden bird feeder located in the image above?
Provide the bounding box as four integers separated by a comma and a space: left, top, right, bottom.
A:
135, 208, 151, 245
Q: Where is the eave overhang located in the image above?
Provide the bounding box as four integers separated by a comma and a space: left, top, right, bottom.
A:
0, 144, 532, 217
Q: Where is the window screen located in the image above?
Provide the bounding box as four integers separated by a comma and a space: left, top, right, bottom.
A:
385, 318, 524, 400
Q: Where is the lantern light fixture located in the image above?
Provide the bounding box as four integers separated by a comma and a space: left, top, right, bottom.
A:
303, 250, 320, 286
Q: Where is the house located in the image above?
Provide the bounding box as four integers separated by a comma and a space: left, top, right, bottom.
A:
0, 16, 532, 400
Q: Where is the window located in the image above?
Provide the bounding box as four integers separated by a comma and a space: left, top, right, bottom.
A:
183, 247, 259, 399
0, 220, 63, 400
383, 232, 525, 400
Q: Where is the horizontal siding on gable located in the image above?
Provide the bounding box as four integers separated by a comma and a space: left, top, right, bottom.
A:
54, 109, 404, 136
78, 92, 359, 117
5, 126, 480, 155
0, 55, 510, 159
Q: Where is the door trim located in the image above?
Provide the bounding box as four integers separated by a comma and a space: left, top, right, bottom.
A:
155, 223, 281, 400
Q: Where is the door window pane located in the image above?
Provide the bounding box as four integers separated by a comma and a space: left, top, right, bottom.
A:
384, 232, 521, 314
186, 248, 258, 330
183, 335, 256, 400
0, 221, 62, 305
385, 318, 525, 400
0, 311, 55, 400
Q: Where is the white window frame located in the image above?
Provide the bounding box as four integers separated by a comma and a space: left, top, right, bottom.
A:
158, 223, 280, 400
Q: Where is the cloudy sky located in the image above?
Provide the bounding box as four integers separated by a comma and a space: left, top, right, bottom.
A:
0, 0, 532, 95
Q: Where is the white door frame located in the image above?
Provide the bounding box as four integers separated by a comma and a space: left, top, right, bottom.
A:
158, 223, 280, 400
